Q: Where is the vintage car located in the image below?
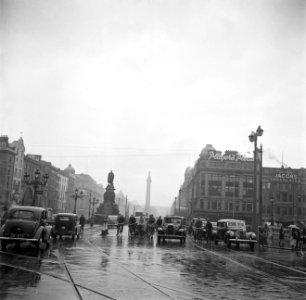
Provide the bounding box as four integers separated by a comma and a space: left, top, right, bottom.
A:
52, 213, 81, 240
0, 206, 53, 251
215, 218, 257, 250
157, 216, 187, 244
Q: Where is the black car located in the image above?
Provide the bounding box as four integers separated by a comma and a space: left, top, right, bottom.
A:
52, 213, 81, 240
0, 206, 53, 251
157, 216, 187, 244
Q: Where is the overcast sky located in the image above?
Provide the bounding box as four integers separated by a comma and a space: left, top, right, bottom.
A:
1, 0, 305, 207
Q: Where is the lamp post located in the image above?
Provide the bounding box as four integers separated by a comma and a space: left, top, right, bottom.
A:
24, 169, 49, 206
72, 188, 83, 214
91, 197, 99, 217
248, 125, 264, 231
270, 198, 274, 226
179, 188, 182, 215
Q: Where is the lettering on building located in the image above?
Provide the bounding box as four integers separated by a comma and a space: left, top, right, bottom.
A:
208, 151, 254, 162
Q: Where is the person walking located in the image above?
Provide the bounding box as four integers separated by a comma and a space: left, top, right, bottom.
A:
79, 214, 85, 231
205, 219, 213, 244
278, 224, 284, 248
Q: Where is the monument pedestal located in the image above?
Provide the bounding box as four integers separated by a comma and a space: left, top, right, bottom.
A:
100, 184, 119, 216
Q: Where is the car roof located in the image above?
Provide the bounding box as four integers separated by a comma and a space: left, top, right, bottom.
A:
9, 206, 46, 213
165, 215, 185, 219
217, 219, 246, 223
56, 213, 77, 217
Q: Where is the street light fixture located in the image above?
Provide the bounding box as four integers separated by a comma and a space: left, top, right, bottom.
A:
91, 197, 99, 217
72, 188, 83, 214
23, 169, 49, 206
248, 125, 264, 231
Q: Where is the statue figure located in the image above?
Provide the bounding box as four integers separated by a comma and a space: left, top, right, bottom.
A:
107, 170, 114, 185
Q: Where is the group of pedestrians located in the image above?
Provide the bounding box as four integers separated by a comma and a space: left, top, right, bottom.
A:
127, 213, 162, 238
260, 222, 306, 253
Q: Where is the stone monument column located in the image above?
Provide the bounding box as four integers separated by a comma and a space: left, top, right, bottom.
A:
145, 172, 152, 212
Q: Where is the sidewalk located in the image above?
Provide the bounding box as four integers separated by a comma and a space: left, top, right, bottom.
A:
264, 236, 306, 251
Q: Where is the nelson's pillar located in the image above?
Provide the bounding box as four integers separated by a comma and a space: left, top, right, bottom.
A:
145, 172, 152, 212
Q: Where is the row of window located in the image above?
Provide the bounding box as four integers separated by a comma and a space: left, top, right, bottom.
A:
203, 161, 254, 169
263, 206, 305, 216
199, 199, 253, 212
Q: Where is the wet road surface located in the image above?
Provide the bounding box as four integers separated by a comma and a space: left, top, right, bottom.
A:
0, 226, 305, 300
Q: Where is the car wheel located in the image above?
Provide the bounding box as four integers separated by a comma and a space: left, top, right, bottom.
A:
35, 241, 40, 252
250, 242, 255, 250
227, 241, 231, 248
72, 235, 75, 240
1, 240, 7, 251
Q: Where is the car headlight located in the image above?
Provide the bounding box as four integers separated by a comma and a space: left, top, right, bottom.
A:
228, 231, 234, 237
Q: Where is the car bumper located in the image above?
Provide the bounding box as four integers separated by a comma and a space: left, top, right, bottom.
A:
228, 238, 257, 243
0, 237, 39, 242
158, 234, 185, 239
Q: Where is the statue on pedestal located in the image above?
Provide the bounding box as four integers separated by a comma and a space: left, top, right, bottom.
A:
99, 170, 118, 216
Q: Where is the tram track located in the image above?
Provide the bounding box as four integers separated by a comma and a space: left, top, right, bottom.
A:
84, 236, 211, 300
190, 238, 306, 292
0, 230, 211, 300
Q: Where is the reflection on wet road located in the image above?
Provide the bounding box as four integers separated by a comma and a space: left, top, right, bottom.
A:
0, 226, 305, 300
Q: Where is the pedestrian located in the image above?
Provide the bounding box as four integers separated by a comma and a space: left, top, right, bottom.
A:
290, 226, 300, 251
79, 214, 85, 231
194, 218, 203, 241
156, 216, 162, 227
278, 224, 284, 248
205, 219, 213, 244
116, 213, 125, 236
264, 223, 270, 246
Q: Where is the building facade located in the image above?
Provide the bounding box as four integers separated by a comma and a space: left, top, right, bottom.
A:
0, 136, 16, 212
10, 137, 25, 205
175, 144, 306, 229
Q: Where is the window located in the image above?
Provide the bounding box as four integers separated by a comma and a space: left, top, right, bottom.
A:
225, 175, 239, 197
247, 203, 252, 212
201, 179, 205, 196
242, 176, 253, 198
212, 200, 217, 209
208, 174, 222, 196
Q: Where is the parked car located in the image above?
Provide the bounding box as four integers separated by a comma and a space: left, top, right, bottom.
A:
0, 206, 53, 251
157, 216, 187, 244
52, 213, 81, 240
215, 218, 257, 250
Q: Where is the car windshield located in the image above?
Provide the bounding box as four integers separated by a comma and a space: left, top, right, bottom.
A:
10, 210, 36, 220
165, 218, 181, 224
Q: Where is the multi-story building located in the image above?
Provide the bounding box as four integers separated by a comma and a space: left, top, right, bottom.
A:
10, 137, 25, 205
23, 154, 43, 206
0, 136, 16, 212
175, 144, 306, 228
58, 173, 68, 212
75, 173, 104, 218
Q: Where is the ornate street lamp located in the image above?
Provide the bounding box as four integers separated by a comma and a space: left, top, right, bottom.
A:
91, 197, 99, 217
249, 126, 264, 231
23, 169, 49, 206
72, 188, 83, 214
